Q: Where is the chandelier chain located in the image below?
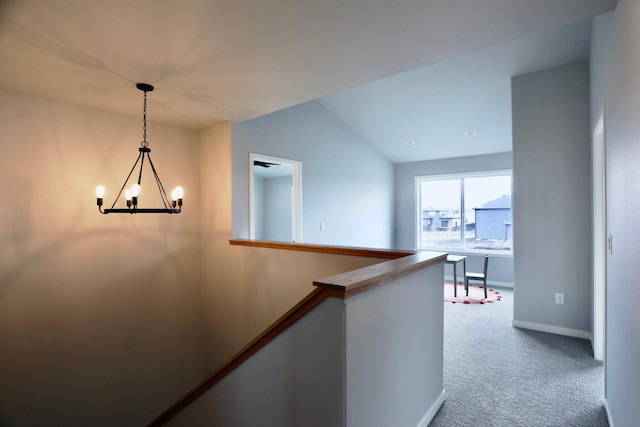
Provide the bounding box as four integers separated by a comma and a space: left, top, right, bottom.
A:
141, 89, 148, 148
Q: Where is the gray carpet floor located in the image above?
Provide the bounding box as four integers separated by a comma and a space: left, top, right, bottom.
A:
429, 286, 608, 427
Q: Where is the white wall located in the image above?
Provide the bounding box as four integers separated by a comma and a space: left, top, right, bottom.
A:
394, 153, 514, 285
0, 90, 206, 426
253, 175, 266, 239
345, 264, 444, 427
231, 101, 394, 248
252, 175, 294, 241
590, 11, 615, 127
264, 175, 293, 241
511, 61, 592, 335
591, 2, 640, 425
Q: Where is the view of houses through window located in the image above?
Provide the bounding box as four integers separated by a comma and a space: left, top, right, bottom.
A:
417, 171, 512, 253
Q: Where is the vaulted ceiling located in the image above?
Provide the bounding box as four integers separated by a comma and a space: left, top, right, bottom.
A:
0, 0, 617, 161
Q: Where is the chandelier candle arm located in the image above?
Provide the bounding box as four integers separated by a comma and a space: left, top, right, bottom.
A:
96, 83, 183, 215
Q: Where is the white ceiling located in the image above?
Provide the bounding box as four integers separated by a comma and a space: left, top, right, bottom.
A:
0, 0, 617, 162
318, 18, 595, 163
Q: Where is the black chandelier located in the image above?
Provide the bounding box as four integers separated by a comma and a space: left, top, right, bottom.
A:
96, 83, 183, 214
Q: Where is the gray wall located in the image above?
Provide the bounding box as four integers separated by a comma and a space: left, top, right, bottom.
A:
590, 9, 615, 359
253, 175, 294, 241
232, 101, 394, 249
591, 2, 640, 425
590, 11, 615, 127
345, 264, 445, 426
253, 175, 266, 239
265, 175, 293, 241
394, 153, 514, 286
511, 60, 592, 335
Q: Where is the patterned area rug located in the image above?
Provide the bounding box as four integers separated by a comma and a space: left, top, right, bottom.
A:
444, 282, 502, 304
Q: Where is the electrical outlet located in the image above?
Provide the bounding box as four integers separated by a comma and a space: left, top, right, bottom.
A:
555, 293, 564, 304
320, 222, 325, 231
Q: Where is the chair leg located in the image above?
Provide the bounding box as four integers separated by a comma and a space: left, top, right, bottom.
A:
453, 264, 457, 297
465, 277, 469, 296
483, 280, 487, 298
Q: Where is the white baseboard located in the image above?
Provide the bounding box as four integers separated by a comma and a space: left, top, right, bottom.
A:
511, 320, 591, 340
443, 274, 458, 283
416, 389, 448, 427
444, 275, 513, 289
487, 280, 513, 289
604, 399, 614, 427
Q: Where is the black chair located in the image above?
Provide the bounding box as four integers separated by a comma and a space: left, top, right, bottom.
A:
465, 255, 489, 298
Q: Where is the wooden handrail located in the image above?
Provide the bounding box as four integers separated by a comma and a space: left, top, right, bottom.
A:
229, 239, 415, 259
314, 251, 447, 299
147, 287, 330, 426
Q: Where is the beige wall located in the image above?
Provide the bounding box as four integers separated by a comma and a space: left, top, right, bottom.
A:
0, 90, 206, 426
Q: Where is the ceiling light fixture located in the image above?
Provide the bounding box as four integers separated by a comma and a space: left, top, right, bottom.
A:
96, 83, 183, 214
404, 139, 416, 145
464, 130, 477, 137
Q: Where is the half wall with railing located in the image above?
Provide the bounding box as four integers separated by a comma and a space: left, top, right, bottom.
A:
149, 242, 447, 427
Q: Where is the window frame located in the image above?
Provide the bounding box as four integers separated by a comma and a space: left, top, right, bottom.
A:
415, 169, 513, 257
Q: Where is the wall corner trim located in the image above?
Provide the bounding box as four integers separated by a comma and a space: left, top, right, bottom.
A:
415, 389, 448, 427
604, 399, 615, 427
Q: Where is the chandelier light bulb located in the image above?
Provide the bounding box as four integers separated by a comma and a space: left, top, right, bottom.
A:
172, 186, 184, 200
171, 186, 184, 208
96, 185, 105, 207
125, 189, 132, 201
130, 183, 141, 197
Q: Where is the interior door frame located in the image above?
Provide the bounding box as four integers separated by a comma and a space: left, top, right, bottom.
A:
592, 108, 607, 368
249, 153, 302, 243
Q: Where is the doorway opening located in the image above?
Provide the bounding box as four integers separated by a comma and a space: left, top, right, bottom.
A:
249, 153, 302, 243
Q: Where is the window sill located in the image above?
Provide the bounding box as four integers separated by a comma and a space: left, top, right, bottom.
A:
417, 248, 513, 259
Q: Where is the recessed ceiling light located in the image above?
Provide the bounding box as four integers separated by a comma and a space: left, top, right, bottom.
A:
404, 139, 416, 145
464, 130, 477, 137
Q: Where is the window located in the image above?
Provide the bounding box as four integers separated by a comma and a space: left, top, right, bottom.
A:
416, 171, 512, 253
